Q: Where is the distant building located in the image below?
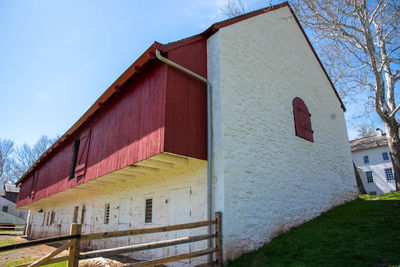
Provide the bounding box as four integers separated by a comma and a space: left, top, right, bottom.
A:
0, 184, 27, 225
350, 129, 396, 194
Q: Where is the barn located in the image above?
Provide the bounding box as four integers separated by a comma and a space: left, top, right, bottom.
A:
16, 3, 358, 265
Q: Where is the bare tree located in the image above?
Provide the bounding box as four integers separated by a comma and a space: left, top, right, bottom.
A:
0, 139, 14, 183
292, 0, 400, 190
221, 0, 400, 190
11, 135, 57, 181
220, 0, 248, 17
356, 122, 376, 138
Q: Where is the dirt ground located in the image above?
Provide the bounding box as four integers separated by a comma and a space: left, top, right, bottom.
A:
0, 234, 129, 266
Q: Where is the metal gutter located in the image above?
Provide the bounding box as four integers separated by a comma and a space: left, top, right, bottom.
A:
155, 49, 214, 260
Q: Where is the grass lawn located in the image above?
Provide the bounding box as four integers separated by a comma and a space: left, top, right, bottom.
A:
0, 240, 15, 247
0, 230, 24, 236
227, 192, 400, 267
5, 258, 67, 267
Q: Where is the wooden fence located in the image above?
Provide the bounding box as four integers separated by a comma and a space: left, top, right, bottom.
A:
0, 223, 25, 231
0, 212, 222, 267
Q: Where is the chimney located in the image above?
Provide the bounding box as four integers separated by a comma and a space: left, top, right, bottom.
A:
376, 128, 383, 136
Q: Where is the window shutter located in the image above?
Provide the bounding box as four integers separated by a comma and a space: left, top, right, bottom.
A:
292, 97, 314, 142
74, 128, 92, 179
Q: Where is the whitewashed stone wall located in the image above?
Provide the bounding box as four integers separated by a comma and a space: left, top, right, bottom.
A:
352, 147, 396, 194
28, 158, 208, 266
208, 6, 358, 261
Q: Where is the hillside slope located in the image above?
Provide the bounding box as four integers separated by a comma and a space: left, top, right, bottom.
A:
228, 192, 400, 267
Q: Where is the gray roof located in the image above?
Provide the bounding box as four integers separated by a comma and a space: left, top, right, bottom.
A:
4, 184, 20, 193
350, 135, 388, 152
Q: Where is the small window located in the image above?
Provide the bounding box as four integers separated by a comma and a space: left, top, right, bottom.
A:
364, 156, 369, 164
145, 198, 153, 224
42, 212, 46, 226
366, 171, 374, 183
382, 152, 389, 161
2, 206, 8, 212
385, 168, 394, 181
104, 203, 110, 224
292, 97, 314, 142
50, 211, 55, 225
69, 139, 80, 180
73, 206, 79, 223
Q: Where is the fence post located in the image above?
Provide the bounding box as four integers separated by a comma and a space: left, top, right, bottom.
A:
68, 223, 81, 267
215, 212, 223, 267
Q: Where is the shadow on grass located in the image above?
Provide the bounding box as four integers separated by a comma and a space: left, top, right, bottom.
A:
227, 192, 400, 267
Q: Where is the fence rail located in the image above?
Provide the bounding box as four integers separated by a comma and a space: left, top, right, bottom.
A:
0, 212, 223, 267
0, 223, 25, 230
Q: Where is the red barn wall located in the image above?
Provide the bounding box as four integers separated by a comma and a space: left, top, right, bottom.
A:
17, 41, 208, 208
164, 39, 208, 160
18, 62, 168, 207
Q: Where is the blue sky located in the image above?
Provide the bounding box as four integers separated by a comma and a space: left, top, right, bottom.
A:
0, 0, 380, 146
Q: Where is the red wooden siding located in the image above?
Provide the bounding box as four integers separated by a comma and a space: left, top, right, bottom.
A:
293, 97, 314, 142
164, 39, 208, 160
17, 43, 208, 208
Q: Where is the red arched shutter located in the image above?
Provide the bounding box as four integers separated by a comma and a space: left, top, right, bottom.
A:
293, 97, 314, 142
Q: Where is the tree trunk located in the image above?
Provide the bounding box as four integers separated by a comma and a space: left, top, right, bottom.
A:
383, 121, 400, 191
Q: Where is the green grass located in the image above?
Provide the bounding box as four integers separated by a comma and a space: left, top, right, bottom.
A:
0, 240, 15, 247
5, 257, 38, 267
0, 230, 24, 236
228, 192, 400, 267
5, 258, 66, 267
43, 261, 67, 267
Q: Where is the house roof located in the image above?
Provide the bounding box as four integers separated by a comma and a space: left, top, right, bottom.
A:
350, 135, 388, 152
16, 2, 345, 185
4, 184, 20, 193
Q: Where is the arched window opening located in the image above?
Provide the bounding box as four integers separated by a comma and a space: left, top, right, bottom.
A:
292, 97, 314, 142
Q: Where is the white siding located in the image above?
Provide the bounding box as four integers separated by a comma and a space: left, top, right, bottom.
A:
208, 6, 358, 260
0, 196, 27, 223
28, 157, 207, 266
352, 146, 396, 194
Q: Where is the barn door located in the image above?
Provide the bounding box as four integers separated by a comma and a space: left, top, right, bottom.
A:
117, 197, 132, 247
168, 187, 191, 262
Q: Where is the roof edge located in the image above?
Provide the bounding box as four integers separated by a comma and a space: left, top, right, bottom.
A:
16, 42, 167, 185
286, 4, 346, 112
16, 1, 346, 185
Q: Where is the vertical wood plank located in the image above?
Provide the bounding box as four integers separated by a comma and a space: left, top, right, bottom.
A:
215, 212, 223, 267
68, 223, 81, 267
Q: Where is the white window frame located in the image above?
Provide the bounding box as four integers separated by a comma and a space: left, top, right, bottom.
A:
385, 168, 394, 182
366, 171, 374, 183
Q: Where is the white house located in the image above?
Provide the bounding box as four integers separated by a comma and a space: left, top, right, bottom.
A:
0, 184, 27, 226
16, 3, 358, 265
350, 129, 396, 194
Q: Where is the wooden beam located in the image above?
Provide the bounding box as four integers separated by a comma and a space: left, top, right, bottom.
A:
125, 248, 217, 267
68, 223, 81, 267
81, 220, 216, 241
215, 212, 223, 267
135, 159, 174, 169
0, 234, 80, 252
80, 234, 216, 259
153, 153, 189, 165
126, 165, 159, 173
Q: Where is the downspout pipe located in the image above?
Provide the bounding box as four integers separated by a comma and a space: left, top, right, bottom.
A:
155, 49, 214, 256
